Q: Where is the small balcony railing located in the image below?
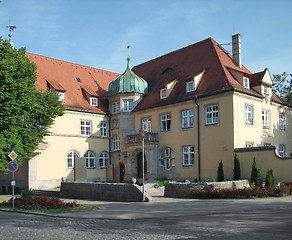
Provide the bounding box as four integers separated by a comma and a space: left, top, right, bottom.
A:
127, 132, 159, 144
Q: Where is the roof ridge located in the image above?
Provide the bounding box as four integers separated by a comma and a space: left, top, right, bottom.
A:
26, 52, 119, 75
133, 37, 213, 69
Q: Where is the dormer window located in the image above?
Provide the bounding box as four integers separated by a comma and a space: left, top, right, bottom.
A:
90, 97, 98, 107
186, 81, 194, 92
160, 88, 167, 99
243, 77, 250, 89
57, 92, 64, 102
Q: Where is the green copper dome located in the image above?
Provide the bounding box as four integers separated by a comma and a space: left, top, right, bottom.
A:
107, 58, 148, 97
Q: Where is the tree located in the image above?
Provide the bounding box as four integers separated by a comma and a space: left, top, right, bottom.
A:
233, 154, 241, 180
0, 38, 65, 172
265, 169, 277, 187
272, 72, 292, 104
217, 160, 224, 182
255, 169, 263, 187
251, 157, 258, 183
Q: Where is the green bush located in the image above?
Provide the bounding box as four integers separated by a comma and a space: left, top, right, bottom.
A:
265, 169, 277, 187
255, 169, 263, 187
20, 189, 35, 200
154, 177, 170, 188
217, 160, 224, 182
191, 185, 292, 199
233, 154, 241, 180
251, 157, 258, 183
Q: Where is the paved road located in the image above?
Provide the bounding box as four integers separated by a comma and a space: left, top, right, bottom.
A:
1, 197, 292, 239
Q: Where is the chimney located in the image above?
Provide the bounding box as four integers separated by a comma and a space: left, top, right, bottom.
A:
232, 34, 242, 68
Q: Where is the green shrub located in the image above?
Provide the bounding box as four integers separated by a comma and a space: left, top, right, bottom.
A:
154, 177, 170, 188
233, 154, 241, 180
217, 160, 224, 182
21, 190, 35, 200
251, 157, 258, 183
265, 169, 277, 187
255, 169, 263, 187
191, 185, 292, 199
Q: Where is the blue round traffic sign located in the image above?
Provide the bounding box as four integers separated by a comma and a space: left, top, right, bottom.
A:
7, 161, 18, 172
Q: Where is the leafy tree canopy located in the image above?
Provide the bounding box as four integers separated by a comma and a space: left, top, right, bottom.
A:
0, 38, 65, 172
272, 72, 292, 104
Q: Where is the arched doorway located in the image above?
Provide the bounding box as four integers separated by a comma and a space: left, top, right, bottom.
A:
120, 162, 125, 182
137, 152, 147, 179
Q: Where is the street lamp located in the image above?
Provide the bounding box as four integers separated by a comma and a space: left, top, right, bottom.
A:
139, 128, 147, 202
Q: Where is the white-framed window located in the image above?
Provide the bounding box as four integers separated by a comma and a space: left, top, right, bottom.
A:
182, 110, 194, 128
142, 117, 152, 132
205, 104, 219, 125
99, 151, 110, 168
159, 147, 175, 170
80, 120, 92, 136
279, 113, 285, 130
112, 136, 120, 151
123, 99, 133, 112
160, 113, 171, 132
279, 144, 286, 157
264, 143, 271, 146
112, 102, 119, 113
182, 146, 195, 166
262, 109, 269, 128
67, 151, 79, 169
160, 88, 167, 99
246, 142, 254, 148
90, 97, 98, 107
243, 77, 250, 89
100, 121, 108, 137
245, 104, 253, 125
57, 92, 64, 102
186, 81, 194, 92
84, 151, 95, 169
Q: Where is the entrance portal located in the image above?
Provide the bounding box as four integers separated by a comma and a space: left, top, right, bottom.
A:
137, 152, 147, 179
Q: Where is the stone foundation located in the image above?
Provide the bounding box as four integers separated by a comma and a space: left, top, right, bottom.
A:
164, 180, 250, 198
60, 181, 151, 202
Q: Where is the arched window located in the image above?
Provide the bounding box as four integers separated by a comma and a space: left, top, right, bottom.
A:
67, 151, 79, 169
84, 151, 95, 169
99, 152, 110, 168
159, 147, 175, 170
112, 136, 120, 151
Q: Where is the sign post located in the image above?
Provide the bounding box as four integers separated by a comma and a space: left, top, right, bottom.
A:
7, 150, 18, 209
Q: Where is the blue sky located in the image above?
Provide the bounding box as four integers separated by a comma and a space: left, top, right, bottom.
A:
0, 0, 291, 76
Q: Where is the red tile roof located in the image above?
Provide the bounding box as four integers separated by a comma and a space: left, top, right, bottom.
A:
132, 37, 281, 111
26, 53, 119, 114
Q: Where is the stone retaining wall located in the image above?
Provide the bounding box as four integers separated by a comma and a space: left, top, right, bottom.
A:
60, 182, 150, 202
164, 180, 250, 198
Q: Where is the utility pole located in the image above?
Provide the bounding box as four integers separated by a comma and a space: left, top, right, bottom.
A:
6, 25, 16, 42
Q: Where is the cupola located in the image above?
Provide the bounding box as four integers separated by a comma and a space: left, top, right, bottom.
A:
107, 57, 148, 97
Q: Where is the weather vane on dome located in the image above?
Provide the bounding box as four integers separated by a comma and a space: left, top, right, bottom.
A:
127, 45, 131, 66
6, 25, 16, 42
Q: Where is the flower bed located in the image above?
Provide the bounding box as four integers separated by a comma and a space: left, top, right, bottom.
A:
191, 185, 292, 199
0, 196, 77, 209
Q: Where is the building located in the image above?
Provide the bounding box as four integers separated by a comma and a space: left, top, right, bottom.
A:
1, 34, 291, 192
